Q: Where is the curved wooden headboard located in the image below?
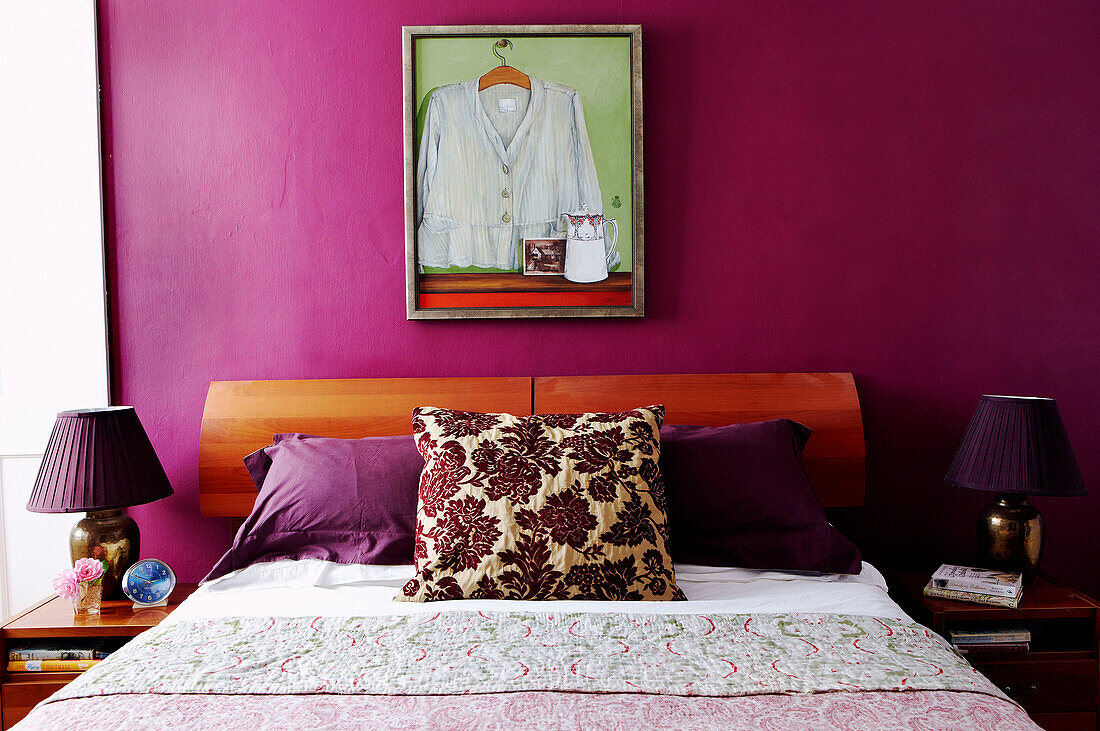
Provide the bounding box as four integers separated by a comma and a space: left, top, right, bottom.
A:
199, 372, 864, 517
534, 373, 865, 508
198, 377, 531, 516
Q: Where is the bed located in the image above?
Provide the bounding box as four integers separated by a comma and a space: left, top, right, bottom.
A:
15, 374, 1039, 730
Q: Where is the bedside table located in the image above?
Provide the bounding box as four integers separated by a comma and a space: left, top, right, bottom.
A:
0, 583, 195, 729
889, 571, 1099, 731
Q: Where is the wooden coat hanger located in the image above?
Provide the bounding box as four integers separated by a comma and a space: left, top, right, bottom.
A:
478, 39, 531, 91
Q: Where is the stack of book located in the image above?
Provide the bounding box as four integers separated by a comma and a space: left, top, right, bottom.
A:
6, 638, 123, 672
922, 564, 1024, 608
949, 626, 1031, 655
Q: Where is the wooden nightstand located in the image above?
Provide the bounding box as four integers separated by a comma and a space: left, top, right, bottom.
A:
889, 571, 1099, 731
0, 583, 195, 729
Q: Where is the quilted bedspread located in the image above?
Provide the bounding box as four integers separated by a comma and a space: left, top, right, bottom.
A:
50, 611, 1005, 700
19, 610, 1041, 729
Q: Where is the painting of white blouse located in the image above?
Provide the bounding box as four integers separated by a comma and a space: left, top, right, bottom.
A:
416, 76, 621, 272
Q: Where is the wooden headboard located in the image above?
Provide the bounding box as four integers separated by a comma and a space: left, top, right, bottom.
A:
199, 372, 864, 516
198, 377, 531, 516
534, 373, 865, 508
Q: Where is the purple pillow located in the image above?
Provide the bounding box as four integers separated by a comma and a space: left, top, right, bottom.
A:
660, 419, 861, 574
203, 434, 423, 582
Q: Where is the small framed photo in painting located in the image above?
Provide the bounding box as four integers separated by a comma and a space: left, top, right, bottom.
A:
403, 25, 644, 319
522, 237, 566, 275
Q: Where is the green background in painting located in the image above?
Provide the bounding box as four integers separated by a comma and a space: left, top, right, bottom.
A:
414, 34, 634, 273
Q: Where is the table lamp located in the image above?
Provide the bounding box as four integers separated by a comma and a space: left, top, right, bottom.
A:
27, 407, 173, 598
944, 395, 1086, 582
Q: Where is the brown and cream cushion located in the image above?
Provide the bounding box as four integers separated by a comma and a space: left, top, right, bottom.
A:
396, 405, 683, 602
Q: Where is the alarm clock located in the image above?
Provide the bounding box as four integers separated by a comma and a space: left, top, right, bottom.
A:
121, 559, 177, 608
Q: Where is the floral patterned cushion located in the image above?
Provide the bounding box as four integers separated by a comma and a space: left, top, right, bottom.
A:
397, 406, 683, 602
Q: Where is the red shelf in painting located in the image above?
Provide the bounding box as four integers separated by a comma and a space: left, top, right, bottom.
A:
418, 272, 632, 309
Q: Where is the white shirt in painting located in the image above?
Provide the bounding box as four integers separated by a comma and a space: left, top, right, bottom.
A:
416, 76, 620, 271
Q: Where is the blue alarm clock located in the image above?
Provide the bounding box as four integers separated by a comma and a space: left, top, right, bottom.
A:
121, 559, 177, 607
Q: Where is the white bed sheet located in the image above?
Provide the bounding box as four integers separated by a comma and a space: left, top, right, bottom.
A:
166, 560, 910, 625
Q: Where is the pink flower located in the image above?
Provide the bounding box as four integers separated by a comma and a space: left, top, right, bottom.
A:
52, 569, 79, 600
73, 557, 105, 583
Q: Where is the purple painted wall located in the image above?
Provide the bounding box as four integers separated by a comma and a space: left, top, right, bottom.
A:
99, 1, 1100, 596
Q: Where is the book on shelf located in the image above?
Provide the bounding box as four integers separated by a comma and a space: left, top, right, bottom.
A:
931, 564, 1023, 598
953, 641, 1030, 655
6, 658, 101, 672
922, 580, 1021, 608
949, 626, 1031, 645
8, 637, 124, 662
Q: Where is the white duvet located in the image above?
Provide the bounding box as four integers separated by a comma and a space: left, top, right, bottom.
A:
168, 559, 910, 624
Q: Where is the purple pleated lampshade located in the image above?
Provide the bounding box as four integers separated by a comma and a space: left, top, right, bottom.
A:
27, 407, 173, 513
945, 395, 1086, 497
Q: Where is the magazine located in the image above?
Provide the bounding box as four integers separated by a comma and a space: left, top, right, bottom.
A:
922, 580, 1021, 608
931, 564, 1023, 598
949, 627, 1031, 644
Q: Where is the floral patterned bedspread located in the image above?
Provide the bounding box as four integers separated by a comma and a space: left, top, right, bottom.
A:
48, 611, 1007, 701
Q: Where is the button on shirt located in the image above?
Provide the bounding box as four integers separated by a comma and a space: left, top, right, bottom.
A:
416, 76, 619, 271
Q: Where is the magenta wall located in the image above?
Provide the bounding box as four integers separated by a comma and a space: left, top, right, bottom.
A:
99, 1, 1100, 596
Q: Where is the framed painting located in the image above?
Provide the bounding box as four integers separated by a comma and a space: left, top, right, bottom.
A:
403, 25, 644, 319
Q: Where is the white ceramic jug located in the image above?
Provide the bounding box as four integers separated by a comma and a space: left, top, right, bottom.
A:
560, 204, 618, 283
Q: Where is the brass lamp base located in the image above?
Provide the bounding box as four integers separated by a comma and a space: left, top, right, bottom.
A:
977, 493, 1043, 584
70, 509, 139, 599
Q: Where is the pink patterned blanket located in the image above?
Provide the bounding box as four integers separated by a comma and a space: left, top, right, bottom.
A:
18, 690, 1037, 730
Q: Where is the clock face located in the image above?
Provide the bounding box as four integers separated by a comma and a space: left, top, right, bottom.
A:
122, 559, 176, 605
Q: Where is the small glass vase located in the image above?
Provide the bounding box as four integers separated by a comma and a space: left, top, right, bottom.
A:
73, 582, 102, 616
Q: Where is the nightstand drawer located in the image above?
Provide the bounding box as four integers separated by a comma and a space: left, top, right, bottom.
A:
978, 659, 1098, 713
2, 677, 71, 728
